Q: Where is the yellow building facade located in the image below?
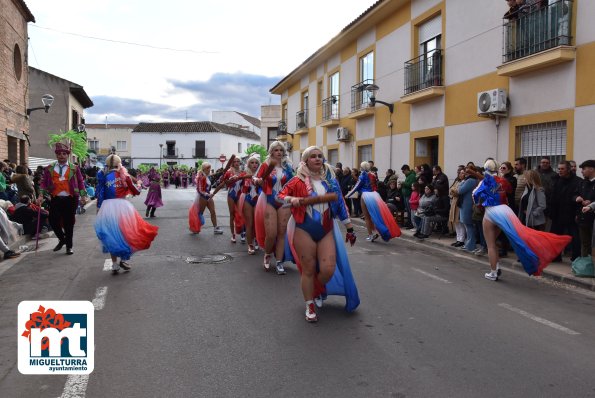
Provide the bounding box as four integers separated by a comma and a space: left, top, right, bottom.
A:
270, 0, 594, 178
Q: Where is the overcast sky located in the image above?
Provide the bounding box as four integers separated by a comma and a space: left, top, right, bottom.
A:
25, 0, 375, 124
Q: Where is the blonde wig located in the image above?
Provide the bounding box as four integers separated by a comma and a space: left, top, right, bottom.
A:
296, 146, 335, 194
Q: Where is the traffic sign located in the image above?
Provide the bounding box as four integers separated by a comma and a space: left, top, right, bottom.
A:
219, 155, 227, 163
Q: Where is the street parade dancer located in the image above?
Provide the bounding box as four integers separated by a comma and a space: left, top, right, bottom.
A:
278, 146, 359, 322
40, 131, 89, 255
188, 162, 223, 235
162, 168, 170, 189
212, 156, 245, 242
470, 159, 571, 281
144, 167, 163, 218
181, 169, 189, 189
346, 161, 400, 242
95, 154, 159, 274
238, 153, 261, 254
254, 141, 294, 274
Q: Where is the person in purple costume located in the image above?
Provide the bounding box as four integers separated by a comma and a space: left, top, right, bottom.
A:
144, 167, 163, 218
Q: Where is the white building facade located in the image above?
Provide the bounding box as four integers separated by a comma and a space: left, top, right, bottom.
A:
130, 122, 260, 168
85, 124, 134, 166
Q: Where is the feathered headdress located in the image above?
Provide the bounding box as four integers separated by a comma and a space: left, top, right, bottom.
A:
48, 130, 88, 160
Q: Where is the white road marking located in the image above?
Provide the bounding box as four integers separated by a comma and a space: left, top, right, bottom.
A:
92, 286, 108, 311
498, 303, 580, 335
412, 268, 452, 284
59, 286, 108, 397
59, 375, 89, 398
102, 259, 111, 272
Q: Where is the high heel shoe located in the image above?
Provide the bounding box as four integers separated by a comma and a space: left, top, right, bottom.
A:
248, 244, 255, 255
263, 253, 272, 271
231, 234, 236, 243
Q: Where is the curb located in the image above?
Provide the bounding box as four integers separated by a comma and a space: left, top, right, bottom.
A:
351, 217, 595, 292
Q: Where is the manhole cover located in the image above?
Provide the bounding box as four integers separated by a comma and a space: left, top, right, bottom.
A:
186, 254, 233, 264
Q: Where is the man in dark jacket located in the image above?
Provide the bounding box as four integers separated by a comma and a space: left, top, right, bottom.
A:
432, 165, 449, 197
573, 160, 595, 257
550, 161, 581, 261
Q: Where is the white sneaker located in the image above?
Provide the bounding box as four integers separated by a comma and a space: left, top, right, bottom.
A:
111, 262, 120, 274
365, 235, 373, 241
484, 271, 498, 281
314, 295, 323, 308
275, 261, 286, 275
305, 301, 318, 322
214, 226, 223, 235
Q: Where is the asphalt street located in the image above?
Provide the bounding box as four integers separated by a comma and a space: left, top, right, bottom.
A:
1, 187, 595, 398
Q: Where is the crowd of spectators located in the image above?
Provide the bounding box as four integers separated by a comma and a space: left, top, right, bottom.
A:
331, 156, 595, 268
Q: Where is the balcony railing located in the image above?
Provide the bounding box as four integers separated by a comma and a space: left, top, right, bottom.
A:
163, 147, 178, 158
296, 110, 308, 130
322, 95, 339, 122
502, 0, 572, 63
192, 148, 206, 158
351, 79, 374, 113
404, 49, 443, 95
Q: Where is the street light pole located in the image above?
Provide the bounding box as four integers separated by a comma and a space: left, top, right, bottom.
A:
365, 84, 395, 169
159, 143, 163, 168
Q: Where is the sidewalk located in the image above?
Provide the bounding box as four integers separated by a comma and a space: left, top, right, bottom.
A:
352, 217, 595, 292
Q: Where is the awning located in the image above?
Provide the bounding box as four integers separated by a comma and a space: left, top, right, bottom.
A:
27, 156, 56, 169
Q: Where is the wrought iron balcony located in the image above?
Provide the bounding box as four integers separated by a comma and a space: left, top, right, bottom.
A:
502, 0, 572, 63
192, 148, 206, 158
350, 79, 374, 113
404, 49, 443, 95
163, 147, 178, 158
296, 110, 308, 130
322, 95, 339, 122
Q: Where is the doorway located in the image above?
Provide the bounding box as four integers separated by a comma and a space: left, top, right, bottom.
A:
414, 136, 439, 167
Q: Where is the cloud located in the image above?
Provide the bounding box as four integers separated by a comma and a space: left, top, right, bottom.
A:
85, 72, 282, 123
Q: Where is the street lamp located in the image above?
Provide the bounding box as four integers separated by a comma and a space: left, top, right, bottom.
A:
27, 94, 54, 116
159, 143, 163, 168
365, 84, 394, 168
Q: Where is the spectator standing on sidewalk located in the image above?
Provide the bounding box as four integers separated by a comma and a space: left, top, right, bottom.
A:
537, 157, 558, 228
518, 170, 546, 230
514, 157, 528, 211
449, 168, 466, 247
458, 165, 479, 253
409, 182, 422, 230
574, 160, 595, 257
550, 160, 581, 262
401, 165, 416, 228
432, 165, 449, 197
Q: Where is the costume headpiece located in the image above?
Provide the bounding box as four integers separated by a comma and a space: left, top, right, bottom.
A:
48, 130, 88, 160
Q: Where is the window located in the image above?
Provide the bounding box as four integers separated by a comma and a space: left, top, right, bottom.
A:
329, 72, 339, 119
116, 141, 127, 151
297, 92, 309, 129
267, 127, 278, 148
238, 143, 242, 153
360, 52, 374, 104
71, 110, 80, 130
327, 149, 339, 167
166, 141, 177, 157
358, 145, 373, 165
13, 44, 22, 81
404, 15, 442, 94
88, 140, 99, 151
516, 121, 567, 170
194, 140, 205, 158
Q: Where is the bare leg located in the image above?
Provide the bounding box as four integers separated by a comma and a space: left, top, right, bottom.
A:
263, 204, 278, 254
361, 200, 374, 235
227, 196, 236, 236
206, 198, 217, 227
294, 228, 317, 301
275, 207, 291, 261
243, 203, 255, 246
316, 231, 336, 286
483, 217, 501, 271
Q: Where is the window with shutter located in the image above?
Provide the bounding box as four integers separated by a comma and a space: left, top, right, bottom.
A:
516, 121, 567, 170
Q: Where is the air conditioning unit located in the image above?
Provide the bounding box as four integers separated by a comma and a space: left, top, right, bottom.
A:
477, 89, 507, 116
337, 127, 350, 141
